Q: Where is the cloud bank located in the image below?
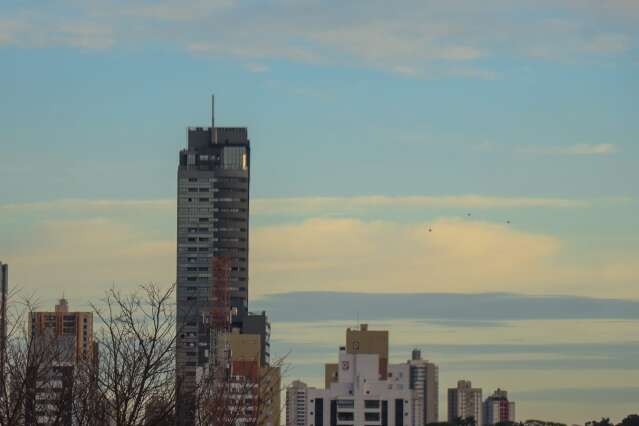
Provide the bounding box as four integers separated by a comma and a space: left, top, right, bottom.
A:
1, 0, 638, 77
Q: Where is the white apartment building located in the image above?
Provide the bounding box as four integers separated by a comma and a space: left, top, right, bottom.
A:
306, 347, 415, 426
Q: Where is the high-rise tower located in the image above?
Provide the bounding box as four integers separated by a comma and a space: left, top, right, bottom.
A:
176, 98, 251, 422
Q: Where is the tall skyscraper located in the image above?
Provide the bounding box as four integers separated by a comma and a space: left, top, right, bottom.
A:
176, 98, 251, 421
409, 349, 439, 425
448, 380, 483, 426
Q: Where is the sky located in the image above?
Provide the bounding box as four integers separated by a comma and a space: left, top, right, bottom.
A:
1, 0, 638, 423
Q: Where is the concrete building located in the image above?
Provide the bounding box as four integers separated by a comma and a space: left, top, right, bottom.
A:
176, 98, 251, 420
29, 298, 95, 362
325, 324, 389, 388
408, 349, 439, 425
448, 380, 483, 426
229, 329, 281, 426
308, 348, 414, 426
27, 299, 95, 425
302, 325, 441, 426
286, 380, 309, 426
483, 389, 515, 425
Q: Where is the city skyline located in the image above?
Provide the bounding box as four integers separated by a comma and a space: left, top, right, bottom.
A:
2, 1, 639, 424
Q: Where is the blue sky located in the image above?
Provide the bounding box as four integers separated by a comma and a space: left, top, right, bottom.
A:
1, 0, 639, 422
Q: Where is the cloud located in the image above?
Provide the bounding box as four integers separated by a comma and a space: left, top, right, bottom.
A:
251, 217, 562, 295
116, 0, 236, 21
0, 199, 175, 212
582, 34, 631, 54
479, 142, 620, 157
2, 200, 637, 301
55, 23, 115, 49
251, 217, 639, 298
245, 62, 269, 73
251, 195, 593, 216
0, 19, 27, 45
0, 195, 594, 215
4, 219, 175, 301
254, 292, 639, 323
521, 143, 618, 156
2, 0, 637, 76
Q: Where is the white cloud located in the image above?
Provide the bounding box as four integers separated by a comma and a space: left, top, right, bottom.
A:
4, 219, 174, 301
250, 217, 639, 298
521, 144, 618, 156
3, 214, 637, 304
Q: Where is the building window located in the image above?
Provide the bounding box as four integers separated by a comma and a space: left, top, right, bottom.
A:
337, 412, 354, 421
365, 400, 380, 409
336, 400, 354, 409
365, 412, 380, 421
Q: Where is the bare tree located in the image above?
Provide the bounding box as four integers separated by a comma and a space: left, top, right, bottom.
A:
0, 283, 285, 426
85, 283, 179, 426
0, 290, 71, 426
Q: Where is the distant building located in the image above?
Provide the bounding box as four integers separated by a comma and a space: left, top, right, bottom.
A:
30, 298, 95, 362
325, 324, 389, 388
484, 388, 515, 425
286, 380, 308, 426
408, 349, 439, 425
448, 380, 483, 426
308, 347, 414, 426
27, 298, 96, 425
301, 324, 441, 426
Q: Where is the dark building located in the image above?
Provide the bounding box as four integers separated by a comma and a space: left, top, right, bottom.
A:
176, 98, 251, 423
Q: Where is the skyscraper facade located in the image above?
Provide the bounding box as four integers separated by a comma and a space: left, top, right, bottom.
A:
448, 380, 483, 426
176, 98, 251, 420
